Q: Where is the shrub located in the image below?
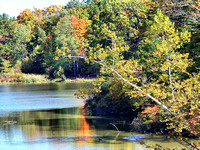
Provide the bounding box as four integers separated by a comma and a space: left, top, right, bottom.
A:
33, 78, 38, 83
24, 78, 32, 83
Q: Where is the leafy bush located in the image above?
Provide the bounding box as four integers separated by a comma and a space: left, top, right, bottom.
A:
33, 78, 38, 83
84, 80, 138, 116
24, 78, 32, 83
54, 66, 64, 78
0, 60, 12, 73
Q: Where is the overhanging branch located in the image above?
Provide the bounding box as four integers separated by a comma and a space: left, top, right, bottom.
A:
64, 55, 172, 114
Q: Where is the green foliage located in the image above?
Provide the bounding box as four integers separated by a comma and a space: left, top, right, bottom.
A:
11, 24, 31, 61
83, 80, 136, 115
23, 78, 32, 83
0, 13, 16, 35
21, 56, 45, 74
54, 66, 64, 78
75, 6, 200, 136
55, 15, 78, 51
85, 0, 140, 49
132, 10, 200, 135
0, 60, 12, 73
0, 0, 199, 137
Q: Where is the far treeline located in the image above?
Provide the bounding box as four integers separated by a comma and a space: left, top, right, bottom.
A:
0, 0, 200, 139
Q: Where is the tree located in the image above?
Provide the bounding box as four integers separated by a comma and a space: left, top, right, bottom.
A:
21, 27, 47, 74
42, 5, 66, 34
70, 16, 89, 53
72, 9, 200, 135
55, 14, 93, 77
85, 0, 141, 49
0, 13, 16, 35
0, 14, 16, 62
12, 24, 31, 61
140, 9, 199, 134
153, 0, 200, 73
155, 0, 200, 25
17, 9, 34, 29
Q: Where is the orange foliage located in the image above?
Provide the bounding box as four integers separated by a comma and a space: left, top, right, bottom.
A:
141, 105, 159, 114
70, 16, 89, 53
43, 5, 64, 15
17, 5, 63, 30
192, 1, 200, 10
32, 8, 46, 29
70, 16, 89, 38
186, 110, 200, 135
192, 1, 200, 16
17, 9, 33, 24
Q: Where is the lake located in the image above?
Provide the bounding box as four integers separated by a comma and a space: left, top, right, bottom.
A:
0, 83, 188, 150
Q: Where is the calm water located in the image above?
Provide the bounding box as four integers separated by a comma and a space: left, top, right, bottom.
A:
0, 83, 188, 150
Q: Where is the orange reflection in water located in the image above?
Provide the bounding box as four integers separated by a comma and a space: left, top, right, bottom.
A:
18, 107, 95, 149
75, 106, 94, 148
78, 107, 92, 139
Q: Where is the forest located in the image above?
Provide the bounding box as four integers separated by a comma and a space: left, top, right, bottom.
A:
0, 0, 200, 146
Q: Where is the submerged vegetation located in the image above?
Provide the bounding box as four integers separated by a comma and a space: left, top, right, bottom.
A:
0, 0, 200, 148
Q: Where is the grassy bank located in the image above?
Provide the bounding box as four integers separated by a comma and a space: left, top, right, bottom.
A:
0, 71, 96, 85
52, 77, 96, 83
0, 72, 50, 84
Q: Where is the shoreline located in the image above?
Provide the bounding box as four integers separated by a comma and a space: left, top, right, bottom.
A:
0, 77, 96, 85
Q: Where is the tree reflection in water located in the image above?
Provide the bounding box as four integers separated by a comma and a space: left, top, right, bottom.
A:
1, 106, 190, 149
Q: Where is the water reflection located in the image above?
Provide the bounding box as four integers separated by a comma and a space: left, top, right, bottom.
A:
0, 107, 146, 150
0, 83, 190, 149
0, 83, 86, 112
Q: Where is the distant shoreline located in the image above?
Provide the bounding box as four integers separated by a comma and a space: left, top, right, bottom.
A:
0, 74, 96, 85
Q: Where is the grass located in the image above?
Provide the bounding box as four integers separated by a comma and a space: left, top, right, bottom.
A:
0, 72, 50, 84
22, 74, 49, 83
0, 71, 96, 85
51, 77, 96, 83
66, 78, 95, 83
0, 65, 97, 84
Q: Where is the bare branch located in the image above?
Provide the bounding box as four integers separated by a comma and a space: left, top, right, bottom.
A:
162, 30, 176, 102
110, 123, 120, 141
